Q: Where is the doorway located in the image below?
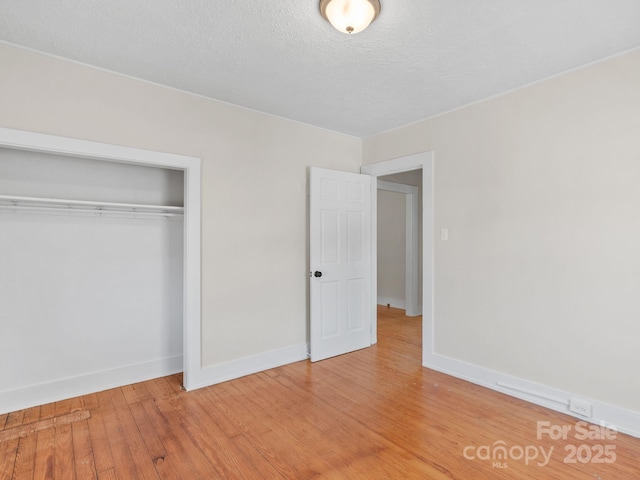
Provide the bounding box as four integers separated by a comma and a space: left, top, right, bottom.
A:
361, 152, 434, 365
377, 172, 421, 317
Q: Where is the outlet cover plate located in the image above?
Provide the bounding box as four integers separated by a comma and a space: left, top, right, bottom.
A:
569, 399, 592, 417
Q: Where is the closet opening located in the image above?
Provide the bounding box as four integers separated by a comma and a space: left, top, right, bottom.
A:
0, 128, 201, 414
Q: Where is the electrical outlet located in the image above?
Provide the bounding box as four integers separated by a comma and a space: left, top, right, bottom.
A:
569, 399, 592, 417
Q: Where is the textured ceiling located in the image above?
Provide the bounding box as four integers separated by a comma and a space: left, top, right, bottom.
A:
1, 1, 640, 137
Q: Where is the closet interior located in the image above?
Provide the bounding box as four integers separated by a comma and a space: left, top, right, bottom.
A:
0, 147, 184, 408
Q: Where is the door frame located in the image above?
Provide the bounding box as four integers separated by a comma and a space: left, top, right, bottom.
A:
0, 127, 203, 393
376, 180, 420, 317
361, 152, 434, 365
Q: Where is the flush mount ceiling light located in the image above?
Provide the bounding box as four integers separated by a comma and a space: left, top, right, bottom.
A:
319, 0, 381, 34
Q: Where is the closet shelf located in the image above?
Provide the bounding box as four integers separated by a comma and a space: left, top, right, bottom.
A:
0, 194, 184, 218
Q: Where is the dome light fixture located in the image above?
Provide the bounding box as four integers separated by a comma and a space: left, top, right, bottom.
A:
319, 0, 381, 35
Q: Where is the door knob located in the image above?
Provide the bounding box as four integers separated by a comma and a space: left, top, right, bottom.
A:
314, 271, 323, 278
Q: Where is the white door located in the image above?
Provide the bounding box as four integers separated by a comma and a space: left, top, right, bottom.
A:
310, 167, 372, 362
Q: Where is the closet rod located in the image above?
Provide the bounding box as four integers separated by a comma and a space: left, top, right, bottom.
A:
0, 194, 184, 213
0, 204, 183, 218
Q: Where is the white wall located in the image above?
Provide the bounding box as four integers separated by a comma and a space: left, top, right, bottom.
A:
0, 148, 184, 204
363, 49, 640, 415
0, 43, 361, 378
0, 149, 183, 404
377, 189, 405, 308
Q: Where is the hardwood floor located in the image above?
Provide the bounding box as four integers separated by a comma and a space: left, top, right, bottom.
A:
2, 306, 639, 479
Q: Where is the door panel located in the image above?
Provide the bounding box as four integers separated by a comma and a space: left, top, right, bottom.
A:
310, 167, 372, 362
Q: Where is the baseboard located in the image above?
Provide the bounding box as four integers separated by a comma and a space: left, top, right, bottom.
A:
187, 343, 309, 391
377, 296, 405, 310
0, 355, 182, 415
424, 352, 640, 439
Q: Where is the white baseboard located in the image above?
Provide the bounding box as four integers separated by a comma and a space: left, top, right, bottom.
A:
377, 296, 405, 310
187, 343, 309, 391
0, 355, 183, 415
377, 297, 422, 316
424, 352, 640, 439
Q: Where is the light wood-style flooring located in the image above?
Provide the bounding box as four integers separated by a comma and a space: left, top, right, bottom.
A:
1, 307, 639, 479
